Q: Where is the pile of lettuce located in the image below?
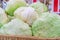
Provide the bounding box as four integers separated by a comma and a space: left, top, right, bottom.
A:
0, 0, 60, 38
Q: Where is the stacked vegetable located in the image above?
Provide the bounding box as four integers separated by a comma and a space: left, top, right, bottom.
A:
0, 0, 60, 38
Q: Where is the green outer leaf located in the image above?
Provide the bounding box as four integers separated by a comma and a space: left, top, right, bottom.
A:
0, 23, 3, 28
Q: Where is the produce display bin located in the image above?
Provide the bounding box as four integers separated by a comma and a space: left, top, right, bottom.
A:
0, 35, 60, 40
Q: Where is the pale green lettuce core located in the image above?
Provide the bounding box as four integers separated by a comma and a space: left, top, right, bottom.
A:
5, 0, 27, 16
32, 12, 60, 38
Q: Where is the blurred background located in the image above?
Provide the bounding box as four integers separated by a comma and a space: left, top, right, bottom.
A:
0, 0, 52, 12
0, 0, 50, 8
0, 0, 59, 14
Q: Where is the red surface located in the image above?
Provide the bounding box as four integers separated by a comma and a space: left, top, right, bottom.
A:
33, 0, 37, 2
54, 0, 58, 12
59, 0, 60, 12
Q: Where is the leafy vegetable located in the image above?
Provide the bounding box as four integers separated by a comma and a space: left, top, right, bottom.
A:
5, 0, 27, 16
14, 7, 38, 25
0, 8, 8, 27
32, 12, 60, 38
0, 19, 32, 36
30, 2, 48, 16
